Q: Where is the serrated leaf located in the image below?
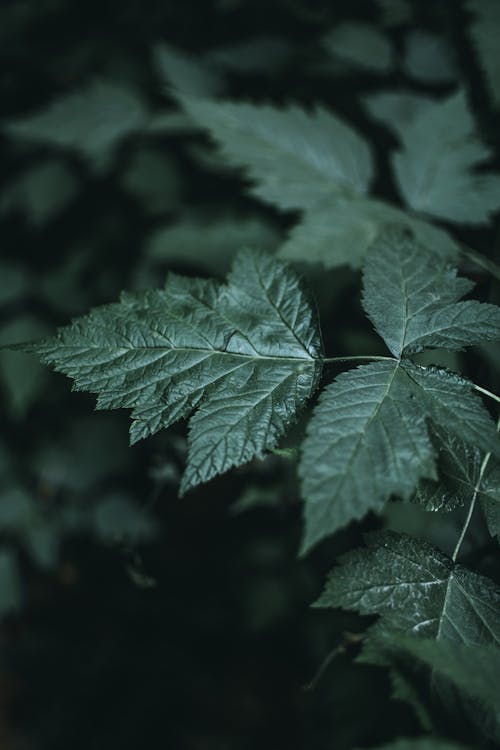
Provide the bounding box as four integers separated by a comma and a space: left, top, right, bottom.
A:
28, 251, 322, 493
278, 197, 458, 269
300, 361, 437, 552
4, 80, 148, 168
391, 90, 500, 224
467, 0, 500, 107
315, 531, 500, 648
178, 97, 374, 210
363, 227, 500, 356
322, 22, 394, 73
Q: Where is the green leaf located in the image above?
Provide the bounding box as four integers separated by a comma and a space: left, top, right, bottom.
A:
322, 22, 394, 73
178, 97, 374, 210
121, 147, 182, 215
1, 160, 79, 226
205, 36, 291, 74
467, 0, 500, 107
154, 43, 224, 98
391, 90, 500, 224
4, 80, 148, 168
403, 31, 456, 84
364, 90, 434, 142
146, 214, 280, 273
0, 548, 21, 618
279, 197, 458, 269
391, 638, 500, 718
363, 227, 500, 356
300, 361, 436, 552
28, 251, 322, 493
0, 317, 49, 419
315, 530, 500, 648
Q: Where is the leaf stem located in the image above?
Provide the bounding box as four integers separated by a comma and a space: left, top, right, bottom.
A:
452, 417, 500, 562
472, 383, 500, 404
321, 355, 396, 364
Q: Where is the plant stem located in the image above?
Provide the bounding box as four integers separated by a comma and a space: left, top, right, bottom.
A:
452, 417, 500, 562
459, 243, 500, 282
472, 383, 500, 404
321, 355, 396, 364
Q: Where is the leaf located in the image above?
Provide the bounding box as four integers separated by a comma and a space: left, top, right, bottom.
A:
178, 97, 374, 210
205, 36, 291, 73
322, 22, 394, 73
1, 160, 79, 225
300, 361, 436, 552
121, 147, 182, 215
376, 0, 413, 27
403, 31, 456, 84
0, 548, 21, 618
4, 81, 148, 168
0, 317, 49, 419
391, 638, 500, 718
391, 90, 500, 224
146, 214, 280, 273
28, 251, 322, 494
363, 90, 434, 142
467, 0, 500, 107
278, 197, 458, 269
315, 531, 500, 648
363, 227, 500, 356
154, 43, 224, 99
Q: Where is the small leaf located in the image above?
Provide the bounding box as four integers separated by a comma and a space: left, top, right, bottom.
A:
154, 43, 224, 99
363, 227, 500, 356
403, 31, 456, 84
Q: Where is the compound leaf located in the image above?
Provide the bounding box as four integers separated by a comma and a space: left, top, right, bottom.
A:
178, 97, 374, 210
27, 251, 322, 494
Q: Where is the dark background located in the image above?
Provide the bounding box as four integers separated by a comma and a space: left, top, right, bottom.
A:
1, 1, 499, 748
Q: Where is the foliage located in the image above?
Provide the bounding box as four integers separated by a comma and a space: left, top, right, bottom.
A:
2, 2, 500, 749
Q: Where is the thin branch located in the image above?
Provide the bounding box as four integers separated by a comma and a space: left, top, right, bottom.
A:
472, 383, 500, 404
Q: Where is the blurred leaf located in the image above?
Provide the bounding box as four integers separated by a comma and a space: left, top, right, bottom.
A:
154, 43, 225, 99
467, 0, 500, 107
391, 90, 500, 224
0, 261, 31, 305
1, 160, 79, 225
205, 36, 291, 73
403, 31, 456, 84
364, 90, 434, 141
121, 147, 183, 215
322, 22, 394, 73
0, 548, 21, 617
179, 97, 374, 211
0, 317, 49, 418
376, 0, 413, 27
93, 494, 156, 544
4, 80, 149, 169
146, 214, 280, 273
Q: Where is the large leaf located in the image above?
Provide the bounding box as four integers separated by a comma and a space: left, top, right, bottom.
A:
27, 251, 322, 494
363, 228, 500, 356
178, 97, 374, 210
315, 531, 500, 648
390, 90, 500, 224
